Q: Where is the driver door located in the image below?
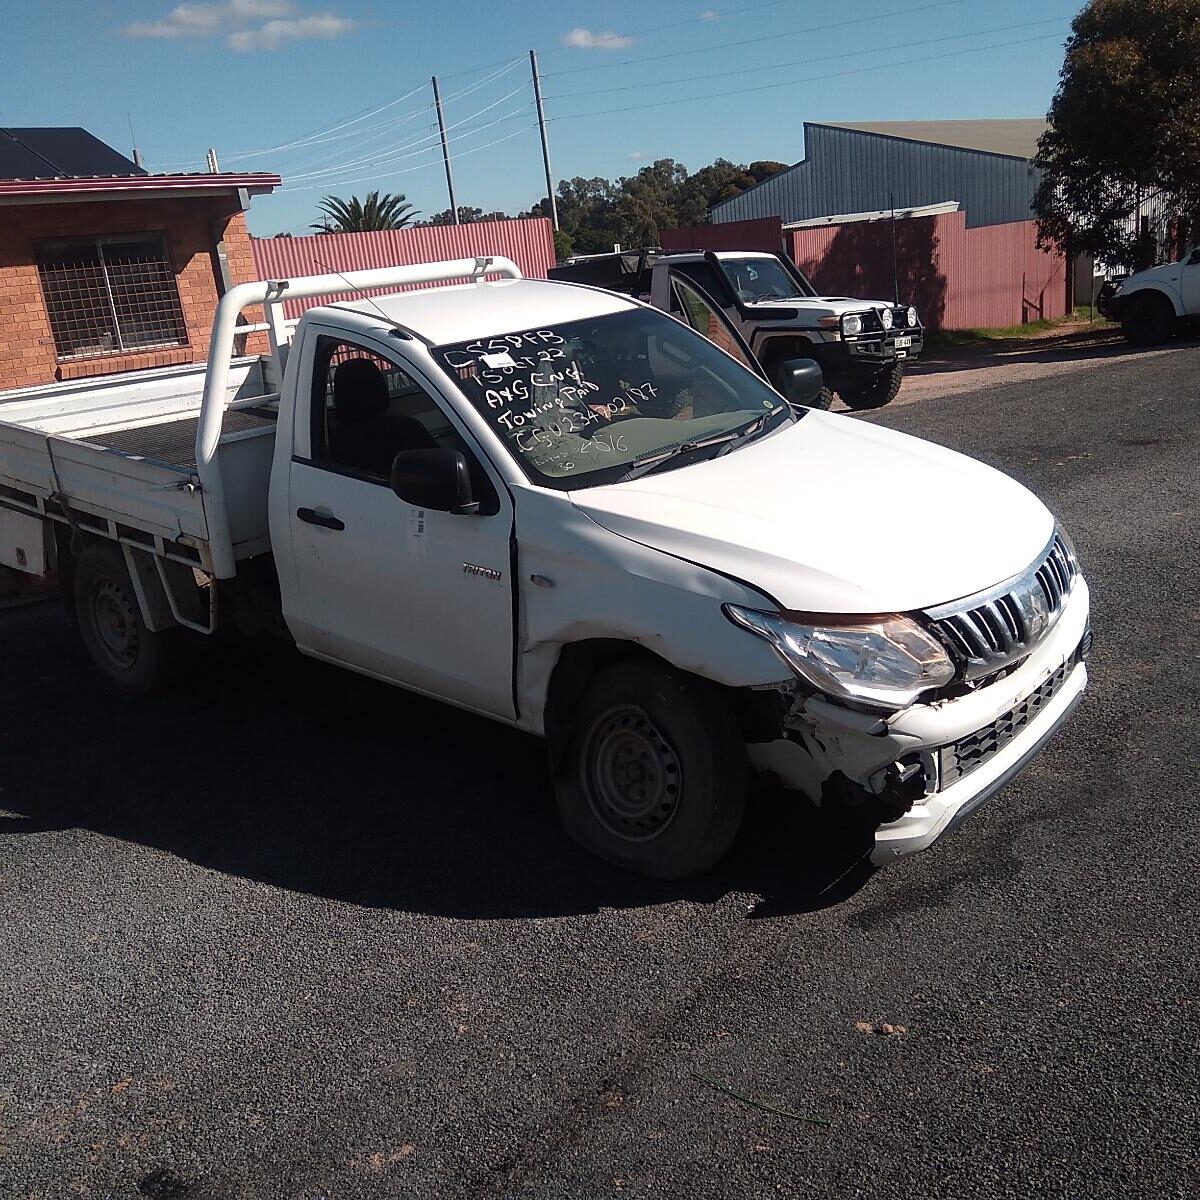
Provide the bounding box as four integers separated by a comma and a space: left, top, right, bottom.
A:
280, 329, 516, 720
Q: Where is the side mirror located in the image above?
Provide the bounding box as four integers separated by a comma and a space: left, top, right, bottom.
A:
390, 448, 479, 515
776, 357, 825, 410
1188, 247, 1200, 265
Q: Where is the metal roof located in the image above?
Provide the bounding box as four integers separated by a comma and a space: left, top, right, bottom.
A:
0, 127, 145, 179
0, 173, 281, 201
711, 122, 1043, 229
0, 126, 279, 204
823, 120, 1049, 161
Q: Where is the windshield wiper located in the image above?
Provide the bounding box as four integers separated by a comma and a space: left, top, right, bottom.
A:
619, 408, 788, 482
618, 432, 742, 482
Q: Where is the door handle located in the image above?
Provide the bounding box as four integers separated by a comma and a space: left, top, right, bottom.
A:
296, 507, 345, 531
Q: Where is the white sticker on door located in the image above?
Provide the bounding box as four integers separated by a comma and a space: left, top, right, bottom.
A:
407, 507, 427, 556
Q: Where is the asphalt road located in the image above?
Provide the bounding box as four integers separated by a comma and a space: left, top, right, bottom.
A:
2, 340, 1198, 1199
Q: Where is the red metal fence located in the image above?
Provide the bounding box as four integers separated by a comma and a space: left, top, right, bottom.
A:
788, 211, 1067, 331
250, 218, 556, 320
660, 217, 784, 255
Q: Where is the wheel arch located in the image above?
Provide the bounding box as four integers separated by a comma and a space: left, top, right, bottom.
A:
542, 637, 790, 776
1123, 283, 1184, 317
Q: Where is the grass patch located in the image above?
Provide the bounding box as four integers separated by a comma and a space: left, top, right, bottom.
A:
925, 306, 1114, 351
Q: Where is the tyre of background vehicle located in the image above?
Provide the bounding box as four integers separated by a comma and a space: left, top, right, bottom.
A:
768, 360, 833, 411
837, 361, 905, 411
555, 659, 748, 879
73, 543, 178, 694
1121, 293, 1177, 347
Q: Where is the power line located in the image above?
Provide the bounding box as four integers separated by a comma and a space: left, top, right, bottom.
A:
279, 87, 532, 184
548, 31, 1070, 121
541, 0, 970, 76
546, 16, 1070, 100
279, 125, 536, 195
279, 108, 531, 188
155, 57, 524, 167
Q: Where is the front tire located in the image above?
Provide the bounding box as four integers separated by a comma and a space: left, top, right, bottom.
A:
73, 544, 177, 694
838, 362, 904, 410
1122, 294, 1176, 346
555, 660, 747, 879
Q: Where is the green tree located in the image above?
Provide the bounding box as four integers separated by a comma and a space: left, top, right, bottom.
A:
311, 191, 420, 233
418, 206, 511, 225
1034, 0, 1200, 268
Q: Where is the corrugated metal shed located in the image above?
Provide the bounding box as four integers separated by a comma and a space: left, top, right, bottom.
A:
251, 218, 556, 320
713, 122, 1043, 229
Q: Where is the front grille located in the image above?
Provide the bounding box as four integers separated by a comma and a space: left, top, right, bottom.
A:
937, 658, 1072, 787
925, 532, 1078, 682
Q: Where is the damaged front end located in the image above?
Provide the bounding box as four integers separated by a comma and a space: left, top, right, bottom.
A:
735, 574, 1092, 865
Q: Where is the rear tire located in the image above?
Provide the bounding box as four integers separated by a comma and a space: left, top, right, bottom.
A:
555, 660, 747, 879
1122, 294, 1176, 346
838, 362, 904, 410
73, 544, 178, 695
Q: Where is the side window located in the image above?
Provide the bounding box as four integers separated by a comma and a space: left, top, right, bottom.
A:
309, 336, 499, 513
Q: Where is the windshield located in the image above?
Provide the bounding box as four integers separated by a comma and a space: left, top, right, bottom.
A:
433, 306, 792, 490
720, 257, 810, 303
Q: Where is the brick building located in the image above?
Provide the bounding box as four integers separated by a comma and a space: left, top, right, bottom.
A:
0, 127, 279, 392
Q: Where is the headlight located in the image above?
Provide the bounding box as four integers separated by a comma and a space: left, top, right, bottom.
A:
907, 306, 918, 327
842, 313, 863, 336
724, 606, 955, 711
879, 307, 894, 330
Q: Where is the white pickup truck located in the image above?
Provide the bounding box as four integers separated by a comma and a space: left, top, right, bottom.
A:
1097, 244, 1200, 345
0, 257, 1090, 879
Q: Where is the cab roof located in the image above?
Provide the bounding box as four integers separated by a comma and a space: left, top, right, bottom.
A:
310, 277, 633, 346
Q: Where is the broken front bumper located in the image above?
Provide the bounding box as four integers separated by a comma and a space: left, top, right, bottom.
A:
746, 577, 1091, 865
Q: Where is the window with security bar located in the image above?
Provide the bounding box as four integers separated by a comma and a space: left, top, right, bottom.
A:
35, 234, 189, 360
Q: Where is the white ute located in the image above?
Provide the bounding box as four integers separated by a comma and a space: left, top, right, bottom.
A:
0, 257, 1091, 878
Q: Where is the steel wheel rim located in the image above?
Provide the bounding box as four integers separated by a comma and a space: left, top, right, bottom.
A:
583, 704, 682, 843
91, 575, 140, 669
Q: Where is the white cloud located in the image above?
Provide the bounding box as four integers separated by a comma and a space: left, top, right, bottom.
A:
228, 12, 358, 50
628, 151, 648, 161
701, 9, 719, 19
125, 1, 357, 50
560, 27, 634, 50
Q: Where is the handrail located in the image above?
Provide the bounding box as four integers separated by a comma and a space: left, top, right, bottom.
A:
195, 256, 522, 578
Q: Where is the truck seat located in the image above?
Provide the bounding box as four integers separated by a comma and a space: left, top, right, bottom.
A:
329, 358, 436, 476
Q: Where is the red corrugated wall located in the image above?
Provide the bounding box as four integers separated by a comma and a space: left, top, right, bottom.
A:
788, 212, 1067, 330
250, 217, 556, 319
660, 217, 784, 254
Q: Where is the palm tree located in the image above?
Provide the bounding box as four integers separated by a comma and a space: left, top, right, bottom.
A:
311, 191, 420, 233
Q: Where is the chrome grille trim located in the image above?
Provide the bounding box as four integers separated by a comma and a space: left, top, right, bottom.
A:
924, 531, 1078, 682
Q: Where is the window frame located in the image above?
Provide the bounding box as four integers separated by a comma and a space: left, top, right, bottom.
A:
304, 330, 505, 514
34, 231, 190, 362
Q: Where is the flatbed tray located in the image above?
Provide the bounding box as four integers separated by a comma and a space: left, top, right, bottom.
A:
91, 407, 276, 471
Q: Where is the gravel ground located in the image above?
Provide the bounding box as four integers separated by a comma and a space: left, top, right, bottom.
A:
1, 338, 1197, 1199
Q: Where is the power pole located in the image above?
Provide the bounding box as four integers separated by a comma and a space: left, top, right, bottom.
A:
431, 75, 459, 225
529, 49, 559, 231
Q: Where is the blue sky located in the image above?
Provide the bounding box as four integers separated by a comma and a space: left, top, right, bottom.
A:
5, 1, 1082, 235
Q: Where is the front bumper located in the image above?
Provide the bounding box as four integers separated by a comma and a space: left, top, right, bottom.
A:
1096, 281, 1125, 320
746, 576, 1091, 864
844, 328, 924, 363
